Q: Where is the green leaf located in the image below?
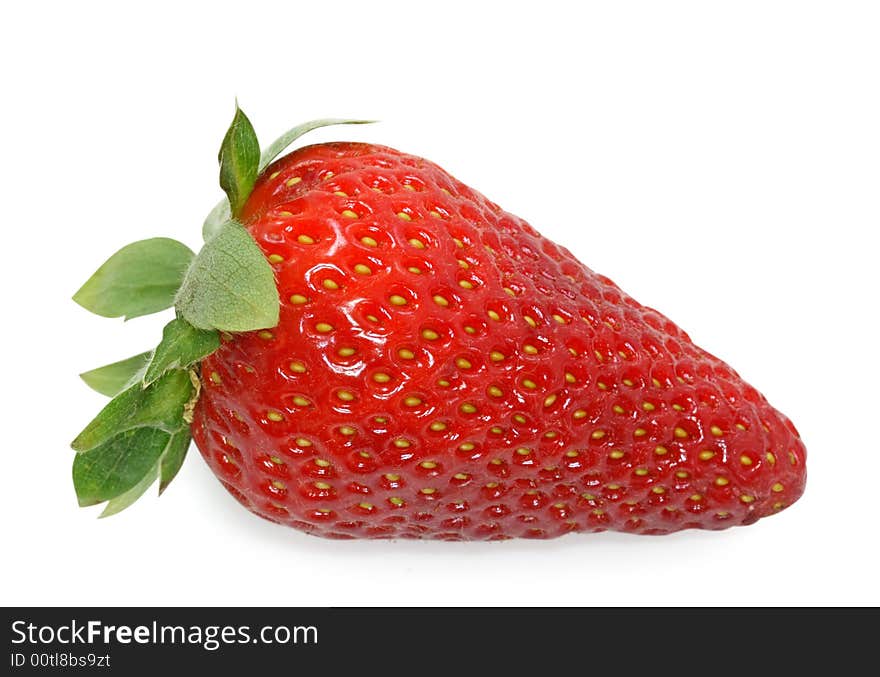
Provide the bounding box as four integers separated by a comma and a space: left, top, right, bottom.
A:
73, 238, 194, 320
202, 198, 231, 242
202, 118, 374, 241
143, 319, 219, 386
73, 417, 192, 514
99, 461, 160, 517
99, 425, 190, 513
80, 352, 152, 397
158, 428, 191, 495
258, 118, 375, 172
71, 369, 193, 453
219, 104, 260, 216
175, 220, 279, 332
73, 427, 170, 507
72, 366, 195, 514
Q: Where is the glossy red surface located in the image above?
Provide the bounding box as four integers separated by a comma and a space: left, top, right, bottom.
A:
191, 142, 806, 539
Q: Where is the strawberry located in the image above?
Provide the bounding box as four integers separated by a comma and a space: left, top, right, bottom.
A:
72, 105, 806, 539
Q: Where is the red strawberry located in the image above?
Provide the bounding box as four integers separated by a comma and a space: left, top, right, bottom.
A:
191, 143, 806, 539
72, 107, 805, 539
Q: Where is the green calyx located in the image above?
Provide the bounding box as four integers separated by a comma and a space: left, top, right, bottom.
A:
71, 103, 374, 516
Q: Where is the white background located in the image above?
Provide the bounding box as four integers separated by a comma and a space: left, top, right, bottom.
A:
2, 1, 878, 606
